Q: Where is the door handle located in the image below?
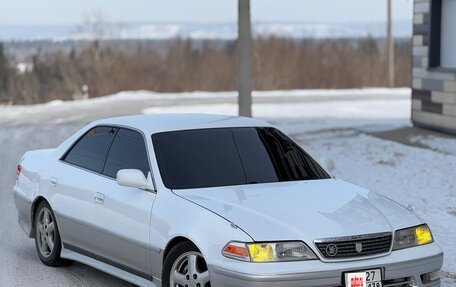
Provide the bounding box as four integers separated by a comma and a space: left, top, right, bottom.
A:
49, 176, 58, 187
94, 192, 105, 204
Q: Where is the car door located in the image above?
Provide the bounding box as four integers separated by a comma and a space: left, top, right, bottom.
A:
51, 126, 117, 251
90, 128, 156, 278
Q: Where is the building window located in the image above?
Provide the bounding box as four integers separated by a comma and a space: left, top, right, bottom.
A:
441, 0, 456, 68
429, 0, 456, 69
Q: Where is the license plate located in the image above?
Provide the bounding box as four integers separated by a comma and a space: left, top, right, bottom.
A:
344, 269, 382, 287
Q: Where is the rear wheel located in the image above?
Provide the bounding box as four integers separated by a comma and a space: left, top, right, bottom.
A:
163, 242, 211, 287
34, 201, 72, 267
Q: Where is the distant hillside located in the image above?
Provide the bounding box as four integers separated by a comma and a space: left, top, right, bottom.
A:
0, 37, 411, 105
0, 21, 412, 41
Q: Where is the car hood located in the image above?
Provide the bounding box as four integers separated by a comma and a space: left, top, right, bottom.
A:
175, 179, 422, 242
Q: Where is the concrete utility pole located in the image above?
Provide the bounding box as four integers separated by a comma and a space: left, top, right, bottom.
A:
238, 0, 252, 117
387, 0, 395, 88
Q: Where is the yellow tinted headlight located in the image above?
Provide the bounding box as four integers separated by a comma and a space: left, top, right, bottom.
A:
393, 224, 434, 250
222, 241, 318, 262
248, 243, 274, 262
415, 225, 433, 245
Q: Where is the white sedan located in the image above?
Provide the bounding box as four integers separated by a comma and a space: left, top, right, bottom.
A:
14, 114, 443, 287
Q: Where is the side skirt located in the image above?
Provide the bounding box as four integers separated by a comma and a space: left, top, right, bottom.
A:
61, 243, 160, 287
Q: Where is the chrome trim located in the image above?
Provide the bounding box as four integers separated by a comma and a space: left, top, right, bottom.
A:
313, 232, 393, 262
314, 231, 392, 243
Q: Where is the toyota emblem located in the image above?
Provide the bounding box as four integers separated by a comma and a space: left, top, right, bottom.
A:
326, 244, 338, 257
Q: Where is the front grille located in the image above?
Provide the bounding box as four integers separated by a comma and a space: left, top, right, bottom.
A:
315, 232, 392, 259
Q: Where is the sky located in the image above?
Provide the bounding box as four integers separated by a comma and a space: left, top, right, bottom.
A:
0, 0, 413, 25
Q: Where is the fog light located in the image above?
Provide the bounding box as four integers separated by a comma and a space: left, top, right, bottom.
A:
421, 270, 441, 284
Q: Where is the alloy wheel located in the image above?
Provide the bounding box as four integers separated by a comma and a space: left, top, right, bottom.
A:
170, 251, 210, 287
35, 207, 56, 258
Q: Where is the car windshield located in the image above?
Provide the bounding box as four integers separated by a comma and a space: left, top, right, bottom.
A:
152, 127, 330, 189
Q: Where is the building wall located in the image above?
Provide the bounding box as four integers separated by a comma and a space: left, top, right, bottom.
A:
412, 0, 456, 133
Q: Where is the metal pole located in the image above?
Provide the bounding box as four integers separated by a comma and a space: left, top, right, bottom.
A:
387, 0, 395, 87
238, 0, 252, 117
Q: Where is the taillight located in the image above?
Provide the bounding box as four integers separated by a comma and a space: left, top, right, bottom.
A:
16, 164, 22, 179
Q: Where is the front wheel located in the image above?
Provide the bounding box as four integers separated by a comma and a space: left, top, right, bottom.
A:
34, 201, 72, 267
163, 242, 211, 287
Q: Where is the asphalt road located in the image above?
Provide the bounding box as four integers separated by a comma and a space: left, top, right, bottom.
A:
0, 91, 412, 287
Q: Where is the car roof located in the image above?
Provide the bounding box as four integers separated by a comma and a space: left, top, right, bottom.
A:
92, 114, 274, 134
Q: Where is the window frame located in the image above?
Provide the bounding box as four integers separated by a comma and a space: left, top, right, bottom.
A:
60, 124, 156, 192
428, 0, 442, 68
439, 0, 456, 70
61, 125, 118, 174
428, 0, 456, 71
101, 127, 151, 179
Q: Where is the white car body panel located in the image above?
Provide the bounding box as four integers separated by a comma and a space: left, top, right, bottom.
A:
176, 179, 423, 243
93, 178, 155, 275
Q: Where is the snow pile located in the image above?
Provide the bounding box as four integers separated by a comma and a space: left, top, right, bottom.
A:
410, 135, 456, 155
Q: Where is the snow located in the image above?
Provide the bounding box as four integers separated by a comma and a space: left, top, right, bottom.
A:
410, 134, 456, 155
141, 88, 411, 133
0, 88, 410, 124
0, 88, 455, 285
0, 21, 413, 41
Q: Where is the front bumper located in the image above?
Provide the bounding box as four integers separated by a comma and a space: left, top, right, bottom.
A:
209, 243, 443, 287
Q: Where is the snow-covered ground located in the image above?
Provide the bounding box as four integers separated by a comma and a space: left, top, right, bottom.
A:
0, 88, 455, 286
0, 21, 413, 41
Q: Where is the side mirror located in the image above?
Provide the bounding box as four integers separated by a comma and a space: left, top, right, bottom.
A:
116, 169, 154, 191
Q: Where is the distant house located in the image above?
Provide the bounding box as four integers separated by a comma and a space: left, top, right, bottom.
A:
412, 0, 456, 133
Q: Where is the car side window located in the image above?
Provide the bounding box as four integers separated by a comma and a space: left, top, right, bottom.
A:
102, 128, 150, 179
63, 126, 117, 173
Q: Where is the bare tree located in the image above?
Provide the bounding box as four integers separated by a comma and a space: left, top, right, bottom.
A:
77, 10, 111, 41
4, 37, 411, 105
0, 42, 13, 105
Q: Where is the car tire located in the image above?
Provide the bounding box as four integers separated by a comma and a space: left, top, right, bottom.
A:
162, 241, 211, 287
34, 201, 73, 267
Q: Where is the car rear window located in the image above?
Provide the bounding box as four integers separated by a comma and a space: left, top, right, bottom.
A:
152, 127, 330, 189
